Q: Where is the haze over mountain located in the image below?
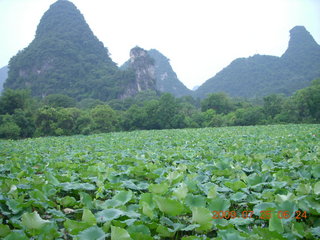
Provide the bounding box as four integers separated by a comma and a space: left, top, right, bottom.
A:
195, 26, 320, 98
0, 66, 8, 93
192, 85, 200, 91
148, 49, 191, 97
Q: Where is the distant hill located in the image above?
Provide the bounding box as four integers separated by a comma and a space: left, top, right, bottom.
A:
5, 1, 317, 101
148, 49, 191, 97
4, 0, 133, 101
4, 0, 189, 100
0, 66, 8, 93
195, 26, 320, 98
122, 48, 191, 97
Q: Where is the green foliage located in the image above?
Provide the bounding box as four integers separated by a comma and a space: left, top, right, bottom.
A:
12, 109, 35, 138
0, 89, 32, 114
44, 94, 76, 108
0, 115, 21, 139
120, 93, 188, 130
90, 105, 119, 133
156, 93, 183, 129
0, 89, 36, 138
234, 107, 265, 126
35, 107, 81, 136
77, 98, 104, 109
74, 113, 93, 135
4, 0, 135, 101
293, 78, 320, 122
201, 92, 234, 114
122, 104, 148, 130
35, 106, 60, 136
263, 94, 285, 119
202, 109, 225, 127
108, 90, 159, 111
55, 108, 81, 135
1, 125, 319, 238
0, 81, 319, 140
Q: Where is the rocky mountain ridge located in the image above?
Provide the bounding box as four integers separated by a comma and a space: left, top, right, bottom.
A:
3, 0, 319, 100
195, 26, 320, 98
120, 47, 157, 98
3, 0, 191, 100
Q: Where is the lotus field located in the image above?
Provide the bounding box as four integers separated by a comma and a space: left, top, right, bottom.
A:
0, 124, 320, 239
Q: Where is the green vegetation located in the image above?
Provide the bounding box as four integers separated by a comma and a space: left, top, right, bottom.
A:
4, 0, 133, 101
1, 2, 318, 238
0, 124, 319, 239
3, 0, 319, 102
195, 26, 320, 98
0, 78, 319, 139
3, 1, 191, 101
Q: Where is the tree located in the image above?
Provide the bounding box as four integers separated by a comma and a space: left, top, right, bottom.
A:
35, 107, 60, 136
0, 89, 32, 114
263, 94, 285, 119
75, 113, 93, 135
143, 100, 161, 130
44, 94, 76, 108
201, 92, 234, 114
156, 93, 179, 129
12, 109, 35, 138
201, 109, 225, 127
273, 98, 299, 123
122, 104, 147, 130
234, 107, 265, 126
90, 105, 119, 133
77, 98, 104, 109
55, 108, 81, 135
0, 114, 21, 139
293, 78, 320, 122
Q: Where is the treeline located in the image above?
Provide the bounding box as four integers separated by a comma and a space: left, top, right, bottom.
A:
0, 79, 319, 139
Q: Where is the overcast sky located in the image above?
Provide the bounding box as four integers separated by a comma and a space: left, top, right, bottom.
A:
0, 0, 319, 89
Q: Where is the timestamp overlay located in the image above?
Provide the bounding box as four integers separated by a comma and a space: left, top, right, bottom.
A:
212, 210, 308, 220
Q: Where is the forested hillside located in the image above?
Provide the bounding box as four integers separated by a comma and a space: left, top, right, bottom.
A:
3, 1, 191, 101
195, 26, 320, 98
4, 0, 133, 101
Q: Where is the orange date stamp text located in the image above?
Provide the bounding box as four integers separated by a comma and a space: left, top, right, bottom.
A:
212, 210, 308, 220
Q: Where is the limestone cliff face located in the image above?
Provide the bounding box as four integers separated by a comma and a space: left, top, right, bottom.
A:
148, 49, 191, 97
121, 47, 156, 98
120, 48, 191, 98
